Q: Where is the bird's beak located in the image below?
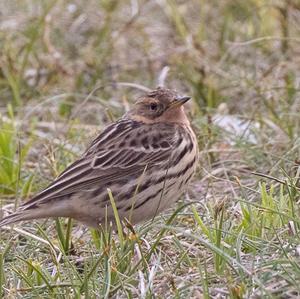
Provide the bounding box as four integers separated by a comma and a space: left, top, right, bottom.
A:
169, 96, 191, 108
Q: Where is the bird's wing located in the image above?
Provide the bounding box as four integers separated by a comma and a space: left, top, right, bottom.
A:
22, 119, 181, 208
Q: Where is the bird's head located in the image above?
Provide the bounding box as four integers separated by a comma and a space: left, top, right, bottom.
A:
127, 87, 191, 124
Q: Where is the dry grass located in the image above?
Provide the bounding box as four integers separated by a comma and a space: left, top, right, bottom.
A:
1, 0, 300, 298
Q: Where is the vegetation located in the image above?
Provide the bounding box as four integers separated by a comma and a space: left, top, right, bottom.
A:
1, 0, 300, 297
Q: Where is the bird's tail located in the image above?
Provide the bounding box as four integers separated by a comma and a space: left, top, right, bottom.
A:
0, 199, 73, 228
0, 204, 52, 228
0, 210, 30, 228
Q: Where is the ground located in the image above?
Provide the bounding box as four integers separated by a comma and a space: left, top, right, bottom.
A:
1, 0, 300, 298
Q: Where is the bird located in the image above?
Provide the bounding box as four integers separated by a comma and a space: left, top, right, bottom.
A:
0, 87, 198, 228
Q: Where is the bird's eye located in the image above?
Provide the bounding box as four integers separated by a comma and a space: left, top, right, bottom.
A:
150, 103, 158, 111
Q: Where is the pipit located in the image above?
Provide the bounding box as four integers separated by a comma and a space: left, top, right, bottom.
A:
0, 87, 198, 228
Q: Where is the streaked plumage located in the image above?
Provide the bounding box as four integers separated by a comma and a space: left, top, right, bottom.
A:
0, 87, 198, 228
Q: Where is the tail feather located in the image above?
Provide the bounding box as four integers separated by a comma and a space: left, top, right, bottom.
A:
0, 199, 74, 228
0, 211, 30, 228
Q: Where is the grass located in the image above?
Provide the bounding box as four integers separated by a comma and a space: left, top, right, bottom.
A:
1, 0, 300, 297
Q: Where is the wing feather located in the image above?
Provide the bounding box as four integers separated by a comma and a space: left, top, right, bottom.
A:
22, 119, 179, 208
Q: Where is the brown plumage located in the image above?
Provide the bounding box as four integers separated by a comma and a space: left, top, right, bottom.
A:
0, 87, 198, 228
